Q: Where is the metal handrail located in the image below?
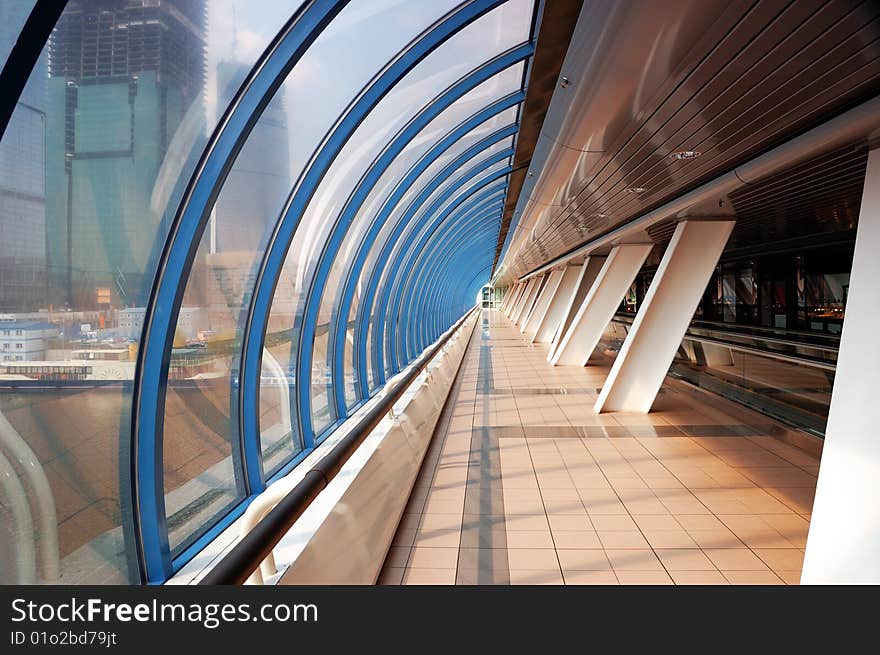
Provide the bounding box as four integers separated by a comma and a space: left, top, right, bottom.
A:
199, 307, 478, 585
609, 315, 837, 371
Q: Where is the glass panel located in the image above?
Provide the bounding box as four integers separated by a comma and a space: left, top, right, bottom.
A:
0, 1, 36, 69
323, 70, 523, 407
262, 0, 531, 436
0, 0, 298, 585
376, 157, 510, 377
163, 0, 451, 554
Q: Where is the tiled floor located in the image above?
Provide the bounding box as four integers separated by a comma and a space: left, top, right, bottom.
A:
378, 310, 820, 585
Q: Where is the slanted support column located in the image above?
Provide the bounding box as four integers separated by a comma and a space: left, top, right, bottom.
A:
523, 269, 563, 338
501, 284, 520, 314
513, 275, 543, 325
509, 278, 535, 321
550, 246, 651, 366
547, 257, 606, 360
595, 219, 735, 413
533, 264, 583, 344
802, 147, 880, 584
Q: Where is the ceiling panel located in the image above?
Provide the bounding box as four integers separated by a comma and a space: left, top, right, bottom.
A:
503, 0, 880, 282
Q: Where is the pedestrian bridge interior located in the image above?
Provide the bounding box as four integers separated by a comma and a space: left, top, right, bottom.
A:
0, 0, 879, 586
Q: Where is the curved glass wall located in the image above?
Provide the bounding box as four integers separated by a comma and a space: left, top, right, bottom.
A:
0, 0, 538, 584
161, 0, 447, 556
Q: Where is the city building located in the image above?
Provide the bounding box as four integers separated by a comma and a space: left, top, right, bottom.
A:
0, 320, 59, 361
44, 0, 206, 310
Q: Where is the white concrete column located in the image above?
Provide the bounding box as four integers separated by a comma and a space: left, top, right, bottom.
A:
550, 246, 652, 366
501, 283, 520, 313
517, 275, 547, 332
547, 257, 607, 360
509, 279, 534, 321
533, 265, 582, 344
506, 280, 528, 319
802, 147, 880, 584
513, 276, 542, 325
594, 219, 734, 413
523, 269, 564, 338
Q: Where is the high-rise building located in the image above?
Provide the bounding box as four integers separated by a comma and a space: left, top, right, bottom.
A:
0, 2, 48, 311
45, 0, 207, 309
213, 59, 290, 254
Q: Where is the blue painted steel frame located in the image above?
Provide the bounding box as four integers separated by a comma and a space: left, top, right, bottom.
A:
409, 234, 496, 356
379, 167, 512, 375
400, 208, 501, 359
418, 238, 496, 352
362, 160, 511, 384
320, 44, 533, 417
405, 206, 502, 353
413, 220, 499, 351
335, 89, 526, 400
130, 0, 348, 584
377, 179, 508, 379
241, 0, 507, 450
396, 206, 501, 363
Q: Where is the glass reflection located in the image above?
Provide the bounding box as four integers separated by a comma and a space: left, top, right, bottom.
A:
0, 0, 298, 583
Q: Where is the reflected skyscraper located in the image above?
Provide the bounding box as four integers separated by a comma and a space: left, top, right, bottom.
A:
0, 2, 48, 311
45, 0, 207, 309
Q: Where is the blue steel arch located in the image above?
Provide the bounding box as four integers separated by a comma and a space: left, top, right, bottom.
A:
377, 177, 509, 378
130, 0, 349, 584
406, 224, 499, 356
419, 236, 498, 350
315, 44, 534, 417
378, 167, 512, 375
267, 46, 534, 439
241, 0, 510, 448
376, 148, 512, 369
402, 202, 504, 354
398, 200, 504, 360
398, 205, 502, 359
387, 186, 507, 368
415, 241, 496, 353
360, 158, 513, 386
330, 89, 526, 402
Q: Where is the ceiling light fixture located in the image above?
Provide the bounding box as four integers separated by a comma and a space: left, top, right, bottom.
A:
669, 150, 701, 161
624, 186, 647, 194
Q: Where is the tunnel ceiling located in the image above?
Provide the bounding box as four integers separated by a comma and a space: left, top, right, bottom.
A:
498, 0, 880, 285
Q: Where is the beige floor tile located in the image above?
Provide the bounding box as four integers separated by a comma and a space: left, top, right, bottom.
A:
686, 528, 744, 549
383, 311, 818, 587
598, 531, 650, 549
590, 515, 638, 531
633, 515, 681, 531
509, 569, 564, 585
643, 530, 699, 549
506, 547, 560, 570
753, 548, 805, 571
551, 530, 603, 549
655, 548, 717, 571
547, 514, 593, 532
557, 549, 613, 571
605, 549, 664, 571
402, 568, 457, 585
702, 548, 770, 571
407, 547, 460, 569
563, 570, 619, 585
505, 530, 555, 549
